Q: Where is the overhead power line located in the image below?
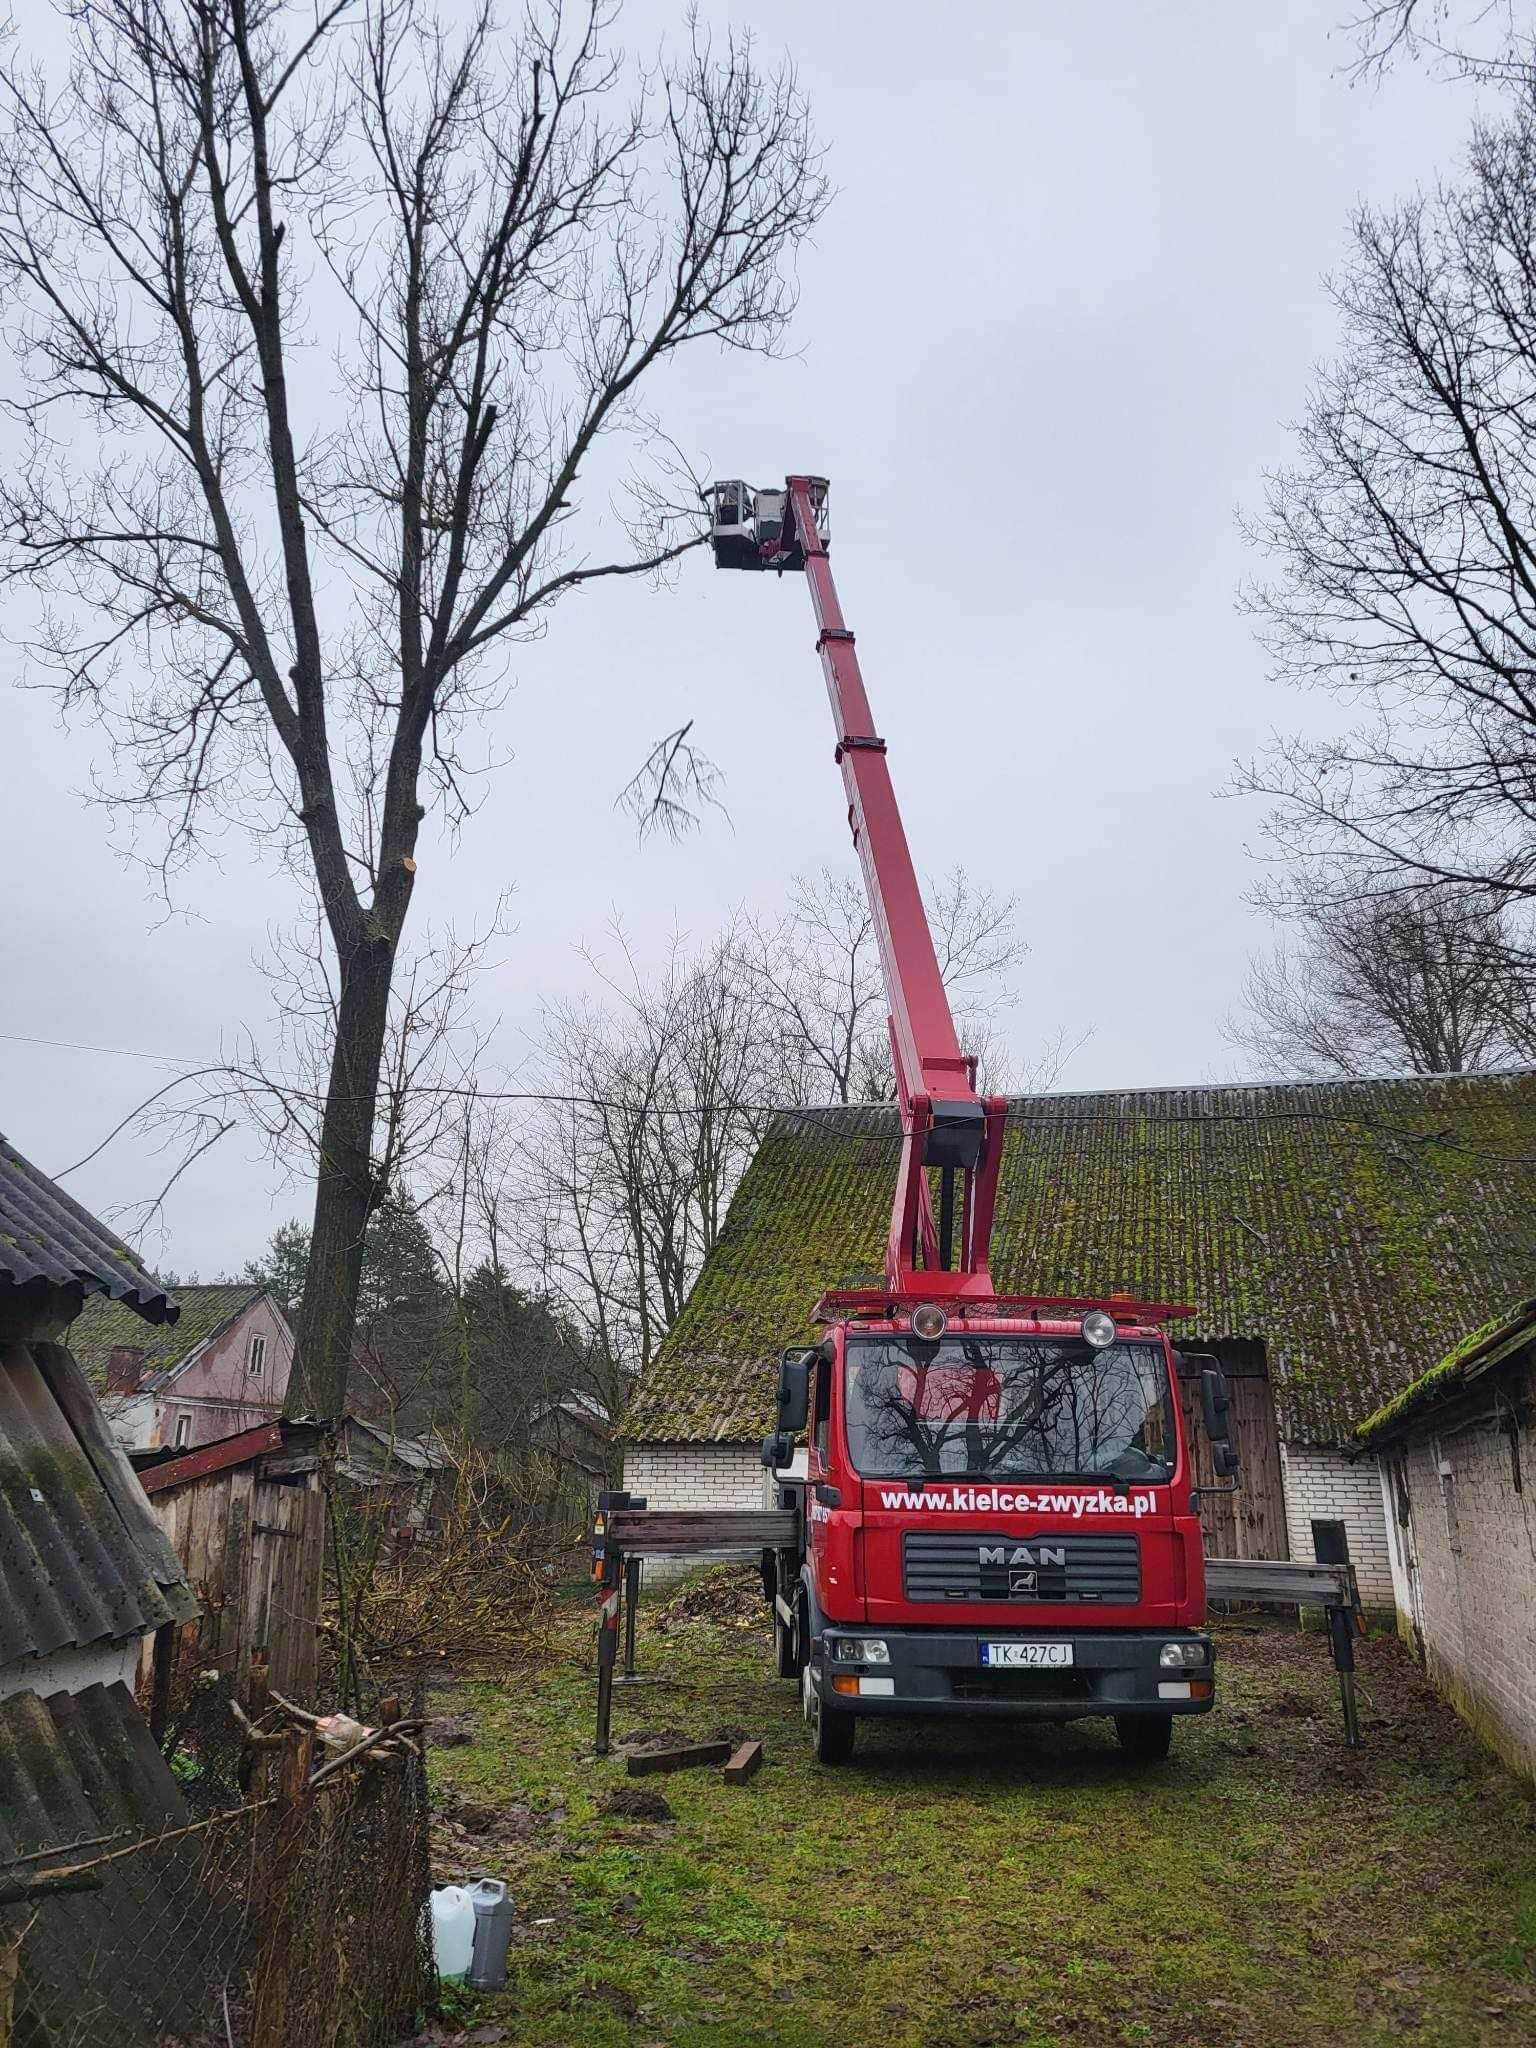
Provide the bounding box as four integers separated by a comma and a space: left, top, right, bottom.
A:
6, 1028, 1536, 1166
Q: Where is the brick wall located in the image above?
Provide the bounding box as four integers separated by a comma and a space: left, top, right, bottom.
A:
620, 1443, 769, 1581
1278, 1443, 1396, 1609
1379, 1408, 1536, 1782
623, 1442, 768, 1510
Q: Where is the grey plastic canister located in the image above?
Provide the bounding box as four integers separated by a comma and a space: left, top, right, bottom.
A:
466, 1877, 515, 1991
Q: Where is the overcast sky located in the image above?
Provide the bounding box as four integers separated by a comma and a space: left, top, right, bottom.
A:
0, 1, 1485, 1277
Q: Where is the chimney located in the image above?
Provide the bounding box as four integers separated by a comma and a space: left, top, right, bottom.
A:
106, 1345, 147, 1395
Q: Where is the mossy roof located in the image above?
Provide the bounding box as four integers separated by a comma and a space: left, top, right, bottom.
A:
0, 1131, 174, 1322
1354, 1296, 1536, 1445
69, 1282, 261, 1392
621, 1069, 1536, 1449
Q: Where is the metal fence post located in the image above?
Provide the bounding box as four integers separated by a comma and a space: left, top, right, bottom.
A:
595, 1556, 620, 1757
1312, 1518, 1361, 1749
621, 1555, 641, 1679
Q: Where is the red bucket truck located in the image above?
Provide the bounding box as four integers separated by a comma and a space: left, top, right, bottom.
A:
594, 476, 1245, 1765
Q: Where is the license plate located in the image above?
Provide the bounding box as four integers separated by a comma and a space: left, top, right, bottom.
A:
980, 1641, 1074, 1669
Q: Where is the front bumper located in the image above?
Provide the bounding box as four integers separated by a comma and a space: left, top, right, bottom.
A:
811, 1627, 1215, 1720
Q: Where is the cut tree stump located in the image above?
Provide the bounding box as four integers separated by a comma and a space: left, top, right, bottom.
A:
625, 1740, 733, 1778
723, 1741, 763, 1783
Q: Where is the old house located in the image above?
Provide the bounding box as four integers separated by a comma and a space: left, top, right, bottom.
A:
336, 1413, 452, 1531
0, 1130, 206, 2035
621, 1071, 1536, 1611
1354, 1301, 1536, 1781
509, 1387, 613, 1542
0, 1132, 199, 1699
71, 1279, 294, 1452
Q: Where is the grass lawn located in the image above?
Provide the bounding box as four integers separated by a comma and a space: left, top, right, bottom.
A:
424, 1570, 1536, 2048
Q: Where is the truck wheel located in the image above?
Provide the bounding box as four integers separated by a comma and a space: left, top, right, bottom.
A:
1114, 1714, 1173, 1762
774, 1605, 798, 1680
810, 1688, 856, 1765
799, 1631, 856, 1764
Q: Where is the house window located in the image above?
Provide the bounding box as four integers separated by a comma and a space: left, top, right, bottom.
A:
173, 1414, 191, 1448
247, 1333, 268, 1376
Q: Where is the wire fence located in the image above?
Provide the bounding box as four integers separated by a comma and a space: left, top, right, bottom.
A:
1, 1720, 432, 2048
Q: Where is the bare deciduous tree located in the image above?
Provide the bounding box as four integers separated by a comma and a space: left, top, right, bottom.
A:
0, 0, 826, 1413
1344, 1, 1526, 83
1228, 879, 1536, 1077
524, 928, 774, 1370
735, 865, 1037, 1104
1238, 86, 1536, 922
514, 873, 1078, 1376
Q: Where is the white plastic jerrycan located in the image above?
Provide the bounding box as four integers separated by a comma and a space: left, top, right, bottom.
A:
430, 1883, 476, 1985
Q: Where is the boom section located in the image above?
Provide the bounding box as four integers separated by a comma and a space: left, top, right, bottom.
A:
708, 473, 1007, 1294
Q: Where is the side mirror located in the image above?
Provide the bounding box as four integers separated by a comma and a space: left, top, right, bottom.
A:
1200, 1366, 1231, 1443
776, 1348, 813, 1434
1213, 1440, 1242, 1481
760, 1431, 796, 1471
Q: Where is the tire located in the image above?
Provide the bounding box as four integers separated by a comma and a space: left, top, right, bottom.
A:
806, 1669, 856, 1765
1114, 1713, 1173, 1762
799, 1611, 856, 1765
774, 1606, 798, 1680
814, 1702, 856, 1765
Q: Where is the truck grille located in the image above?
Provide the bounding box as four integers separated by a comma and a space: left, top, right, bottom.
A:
902, 1531, 1141, 1605
950, 1670, 1093, 1702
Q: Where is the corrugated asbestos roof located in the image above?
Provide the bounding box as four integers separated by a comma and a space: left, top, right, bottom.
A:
70, 1281, 259, 1391
0, 1680, 214, 2044
0, 1339, 199, 1664
1355, 1296, 1536, 1445
622, 1070, 1536, 1449
0, 1133, 176, 1322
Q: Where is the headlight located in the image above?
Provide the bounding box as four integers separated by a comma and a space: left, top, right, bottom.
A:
911, 1304, 947, 1341
1159, 1641, 1209, 1669
835, 1638, 890, 1664
1081, 1309, 1117, 1349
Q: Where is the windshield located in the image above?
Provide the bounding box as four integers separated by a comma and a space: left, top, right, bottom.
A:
843, 1335, 1175, 1482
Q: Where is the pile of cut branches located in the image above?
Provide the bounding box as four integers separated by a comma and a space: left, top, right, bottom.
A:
325, 1449, 556, 1688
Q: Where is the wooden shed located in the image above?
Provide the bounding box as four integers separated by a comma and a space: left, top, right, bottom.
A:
133, 1419, 327, 1708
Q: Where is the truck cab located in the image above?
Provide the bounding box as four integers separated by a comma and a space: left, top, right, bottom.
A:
765, 1298, 1237, 1764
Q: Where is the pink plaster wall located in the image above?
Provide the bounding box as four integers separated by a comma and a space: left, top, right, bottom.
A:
155, 1295, 295, 1448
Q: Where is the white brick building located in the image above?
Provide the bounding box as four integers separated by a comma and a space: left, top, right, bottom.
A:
623, 1441, 770, 1513
1279, 1446, 1396, 1608
622, 1073, 1536, 1609
1357, 1303, 1536, 1782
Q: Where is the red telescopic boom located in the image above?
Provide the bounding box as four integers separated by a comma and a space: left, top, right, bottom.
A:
707, 474, 1008, 1299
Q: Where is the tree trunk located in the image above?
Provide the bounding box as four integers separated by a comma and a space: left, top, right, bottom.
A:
288, 932, 395, 1418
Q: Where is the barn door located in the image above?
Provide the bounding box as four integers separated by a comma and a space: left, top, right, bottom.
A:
1176, 1337, 1288, 1562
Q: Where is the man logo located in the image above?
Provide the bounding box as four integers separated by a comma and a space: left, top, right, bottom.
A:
979, 1544, 1066, 1568
1009, 1568, 1037, 1593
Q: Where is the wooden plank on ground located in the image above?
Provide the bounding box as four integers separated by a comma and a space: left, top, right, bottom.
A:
626, 1739, 733, 1778
723, 1741, 763, 1784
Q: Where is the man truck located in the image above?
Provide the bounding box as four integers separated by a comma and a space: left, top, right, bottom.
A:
596, 475, 1244, 1765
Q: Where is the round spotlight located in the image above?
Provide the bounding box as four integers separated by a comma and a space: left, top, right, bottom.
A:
911, 1304, 948, 1341
1081, 1309, 1117, 1350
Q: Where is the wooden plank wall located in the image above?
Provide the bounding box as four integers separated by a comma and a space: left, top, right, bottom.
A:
147, 1467, 323, 1705
1176, 1337, 1289, 1562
